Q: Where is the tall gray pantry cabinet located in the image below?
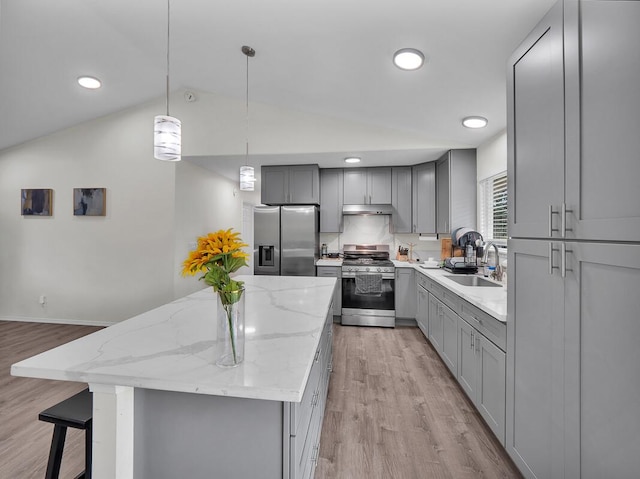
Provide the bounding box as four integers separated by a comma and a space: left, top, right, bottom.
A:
506, 1, 640, 479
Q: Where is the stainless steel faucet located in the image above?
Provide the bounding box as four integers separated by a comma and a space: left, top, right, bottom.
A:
482, 242, 503, 281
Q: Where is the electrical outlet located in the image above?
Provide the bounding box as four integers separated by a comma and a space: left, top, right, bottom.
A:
39, 295, 46, 305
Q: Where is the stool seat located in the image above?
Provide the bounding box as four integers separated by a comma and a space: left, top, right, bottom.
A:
39, 388, 92, 479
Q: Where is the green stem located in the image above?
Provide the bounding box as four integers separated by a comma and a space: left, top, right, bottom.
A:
224, 303, 238, 364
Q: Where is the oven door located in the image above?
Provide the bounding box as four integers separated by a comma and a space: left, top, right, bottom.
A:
341, 271, 395, 326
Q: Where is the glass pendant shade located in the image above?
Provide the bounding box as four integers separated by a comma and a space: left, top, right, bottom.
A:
154, 115, 182, 161
239, 166, 255, 191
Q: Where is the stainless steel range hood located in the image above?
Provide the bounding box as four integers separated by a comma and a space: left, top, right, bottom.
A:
342, 204, 394, 215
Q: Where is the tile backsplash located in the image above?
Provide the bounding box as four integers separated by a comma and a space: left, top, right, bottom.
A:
320, 215, 441, 262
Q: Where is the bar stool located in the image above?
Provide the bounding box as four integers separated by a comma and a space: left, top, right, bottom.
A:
38, 388, 92, 479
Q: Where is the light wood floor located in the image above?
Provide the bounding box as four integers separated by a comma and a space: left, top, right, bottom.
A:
315, 324, 522, 479
1, 321, 521, 479
0, 321, 102, 479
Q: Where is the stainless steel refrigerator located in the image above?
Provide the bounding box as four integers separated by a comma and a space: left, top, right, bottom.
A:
254, 205, 319, 276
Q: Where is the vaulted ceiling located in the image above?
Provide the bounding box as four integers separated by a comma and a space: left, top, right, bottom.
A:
0, 0, 555, 169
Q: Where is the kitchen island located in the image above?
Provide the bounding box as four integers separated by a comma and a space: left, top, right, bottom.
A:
11, 275, 336, 479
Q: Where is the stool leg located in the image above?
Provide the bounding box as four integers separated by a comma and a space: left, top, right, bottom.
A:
45, 424, 67, 479
85, 421, 92, 479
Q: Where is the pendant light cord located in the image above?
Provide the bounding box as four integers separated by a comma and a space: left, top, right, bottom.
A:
165, 0, 171, 116
245, 51, 249, 160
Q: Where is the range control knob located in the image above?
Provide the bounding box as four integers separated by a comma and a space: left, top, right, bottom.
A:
377, 267, 382, 272
366, 267, 370, 272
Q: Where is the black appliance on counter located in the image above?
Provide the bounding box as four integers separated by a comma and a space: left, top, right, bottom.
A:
444, 228, 483, 274
341, 244, 395, 328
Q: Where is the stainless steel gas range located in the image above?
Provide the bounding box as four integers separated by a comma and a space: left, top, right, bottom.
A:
341, 244, 395, 328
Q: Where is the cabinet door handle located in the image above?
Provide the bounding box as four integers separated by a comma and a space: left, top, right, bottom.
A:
562, 203, 574, 238
476, 334, 480, 353
549, 205, 560, 237
470, 331, 474, 349
549, 243, 560, 275
561, 242, 574, 278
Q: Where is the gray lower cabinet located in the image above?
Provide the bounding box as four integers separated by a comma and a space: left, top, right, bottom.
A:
415, 282, 429, 338
134, 309, 333, 479
411, 162, 436, 234
458, 317, 506, 445
394, 267, 416, 319
440, 302, 458, 377
316, 267, 341, 315
391, 167, 412, 233
508, 239, 640, 479
428, 292, 443, 353
435, 149, 477, 235
319, 169, 343, 233
343, 167, 391, 205
261, 165, 320, 205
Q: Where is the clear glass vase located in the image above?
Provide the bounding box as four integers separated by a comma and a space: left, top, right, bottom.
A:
215, 288, 245, 367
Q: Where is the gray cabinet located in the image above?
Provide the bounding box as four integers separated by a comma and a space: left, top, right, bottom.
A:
394, 267, 416, 319
435, 150, 477, 235
343, 167, 391, 205
508, 239, 640, 479
428, 292, 443, 353
319, 169, 343, 233
412, 162, 436, 234
316, 266, 341, 316
261, 165, 320, 205
391, 167, 412, 233
440, 302, 458, 377
509, 0, 640, 242
415, 280, 429, 338
458, 316, 506, 445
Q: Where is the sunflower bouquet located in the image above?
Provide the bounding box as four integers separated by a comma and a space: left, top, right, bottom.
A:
182, 228, 250, 304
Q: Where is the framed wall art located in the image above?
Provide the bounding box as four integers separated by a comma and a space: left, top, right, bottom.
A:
21, 189, 53, 216
73, 188, 106, 216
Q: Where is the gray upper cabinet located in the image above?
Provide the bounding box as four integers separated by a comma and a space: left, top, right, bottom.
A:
564, 0, 640, 241
343, 168, 391, 205
509, 0, 640, 242
261, 165, 319, 205
412, 162, 436, 234
507, 1, 565, 239
436, 150, 477, 235
319, 169, 343, 232
391, 167, 412, 233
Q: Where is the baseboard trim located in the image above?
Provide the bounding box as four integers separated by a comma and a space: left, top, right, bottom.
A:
0, 316, 114, 327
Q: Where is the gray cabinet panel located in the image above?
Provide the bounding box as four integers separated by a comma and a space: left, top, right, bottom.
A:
316, 266, 341, 314
477, 335, 505, 445
392, 167, 412, 233
428, 293, 443, 353
441, 302, 458, 376
412, 162, 436, 234
564, 242, 640, 479
261, 165, 319, 205
343, 170, 368, 205
262, 166, 289, 205
416, 283, 429, 338
457, 317, 477, 401
368, 167, 392, 204
343, 168, 391, 205
507, 1, 565, 239
436, 150, 477, 235
564, 0, 640, 242
507, 239, 565, 479
319, 169, 343, 233
394, 267, 416, 319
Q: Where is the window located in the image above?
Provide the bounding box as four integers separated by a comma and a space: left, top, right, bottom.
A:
479, 172, 508, 243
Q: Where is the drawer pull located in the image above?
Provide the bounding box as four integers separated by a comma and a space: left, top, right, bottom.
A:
314, 349, 320, 362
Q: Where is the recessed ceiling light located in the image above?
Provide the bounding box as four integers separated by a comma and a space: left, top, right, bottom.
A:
344, 157, 361, 164
393, 48, 425, 71
462, 116, 488, 129
77, 76, 102, 89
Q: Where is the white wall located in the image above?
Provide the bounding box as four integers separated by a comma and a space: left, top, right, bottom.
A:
476, 129, 507, 227
0, 103, 176, 325
173, 161, 259, 299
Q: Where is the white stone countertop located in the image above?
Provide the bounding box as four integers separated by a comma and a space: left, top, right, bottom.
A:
11, 275, 336, 403
316, 258, 343, 266
413, 265, 507, 322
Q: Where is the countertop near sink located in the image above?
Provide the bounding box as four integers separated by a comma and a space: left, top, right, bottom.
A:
416, 267, 507, 322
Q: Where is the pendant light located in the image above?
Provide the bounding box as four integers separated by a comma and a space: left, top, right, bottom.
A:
154, 0, 181, 161
239, 45, 256, 191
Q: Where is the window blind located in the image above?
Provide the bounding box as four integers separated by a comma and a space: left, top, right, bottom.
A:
479, 172, 508, 241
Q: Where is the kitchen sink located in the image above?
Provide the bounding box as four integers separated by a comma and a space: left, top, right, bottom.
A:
444, 275, 502, 287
